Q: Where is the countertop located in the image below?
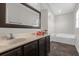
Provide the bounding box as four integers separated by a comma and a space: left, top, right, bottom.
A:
0, 34, 48, 54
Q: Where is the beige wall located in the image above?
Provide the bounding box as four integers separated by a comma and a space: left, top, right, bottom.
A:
55, 12, 76, 34
48, 11, 55, 34
41, 9, 48, 30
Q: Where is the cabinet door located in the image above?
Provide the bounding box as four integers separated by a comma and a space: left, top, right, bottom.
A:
45, 36, 50, 55
24, 41, 38, 56
38, 37, 46, 56
1, 48, 22, 56
0, 3, 6, 24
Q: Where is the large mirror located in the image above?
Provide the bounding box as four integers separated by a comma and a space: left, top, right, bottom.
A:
0, 3, 41, 28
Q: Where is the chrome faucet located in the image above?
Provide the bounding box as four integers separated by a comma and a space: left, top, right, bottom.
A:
9, 33, 14, 39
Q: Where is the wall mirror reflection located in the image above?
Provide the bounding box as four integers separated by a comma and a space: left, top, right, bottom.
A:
0, 3, 41, 28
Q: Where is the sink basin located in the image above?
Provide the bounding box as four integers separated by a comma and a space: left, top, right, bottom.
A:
9, 38, 26, 45
0, 38, 26, 46
0, 33, 35, 46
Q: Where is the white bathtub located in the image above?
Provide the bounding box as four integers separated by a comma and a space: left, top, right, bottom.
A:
56, 33, 75, 39
50, 33, 76, 45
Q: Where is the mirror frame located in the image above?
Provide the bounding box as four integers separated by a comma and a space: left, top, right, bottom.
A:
0, 3, 41, 29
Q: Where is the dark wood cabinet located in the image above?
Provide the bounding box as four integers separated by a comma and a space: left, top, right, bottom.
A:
23, 41, 38, 56
0, 35, 50, 56
1, 48, 22, 56
38, 37, 46, 56
38, 35, 50, 56
45, 36, 50, 55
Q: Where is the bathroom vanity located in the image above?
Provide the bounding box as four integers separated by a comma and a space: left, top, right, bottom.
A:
0, 3, 49, 56
0, 35, 50, 56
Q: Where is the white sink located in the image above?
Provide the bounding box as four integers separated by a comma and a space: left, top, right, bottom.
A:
9, 38, 26, 44
0, 38, 26, 46
0, 33, 35, 46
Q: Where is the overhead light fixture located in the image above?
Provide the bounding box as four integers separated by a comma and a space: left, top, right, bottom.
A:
58, 9, 62, 14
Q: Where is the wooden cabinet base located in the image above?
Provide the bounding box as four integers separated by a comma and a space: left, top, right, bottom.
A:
0, 35, 50, 56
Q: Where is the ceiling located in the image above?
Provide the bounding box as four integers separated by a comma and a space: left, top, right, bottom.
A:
47, 3, 76, 15
27, 3, 77, 15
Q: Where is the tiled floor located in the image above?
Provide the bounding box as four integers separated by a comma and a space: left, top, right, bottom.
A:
49, 41, 79, 56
